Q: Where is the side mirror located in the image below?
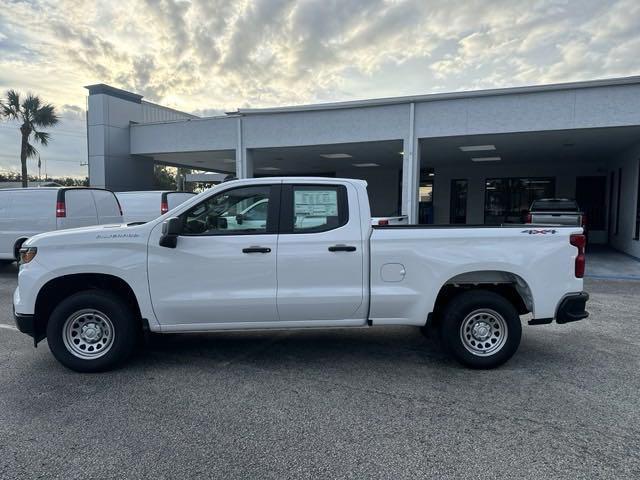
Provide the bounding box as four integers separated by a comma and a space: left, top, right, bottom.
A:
235, 213, 244, 225
159, 217, 181, 248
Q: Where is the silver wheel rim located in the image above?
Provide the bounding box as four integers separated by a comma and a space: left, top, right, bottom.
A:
62, 309, 115, 360
459, 308, 508, 357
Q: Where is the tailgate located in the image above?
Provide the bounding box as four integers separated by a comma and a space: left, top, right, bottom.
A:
530, 212, 582, 226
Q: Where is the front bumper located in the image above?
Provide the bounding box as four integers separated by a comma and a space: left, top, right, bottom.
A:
13, 308, 35, 337
555, 292, 589, 324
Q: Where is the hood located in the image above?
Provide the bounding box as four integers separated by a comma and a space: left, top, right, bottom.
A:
25, 223, 150, 247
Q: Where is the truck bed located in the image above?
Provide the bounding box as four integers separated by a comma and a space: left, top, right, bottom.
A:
368, 224, 584, 325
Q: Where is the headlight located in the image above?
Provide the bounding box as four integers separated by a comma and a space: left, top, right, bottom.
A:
19, 247, 37, 264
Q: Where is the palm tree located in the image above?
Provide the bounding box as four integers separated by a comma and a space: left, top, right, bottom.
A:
0, 90, 59, 187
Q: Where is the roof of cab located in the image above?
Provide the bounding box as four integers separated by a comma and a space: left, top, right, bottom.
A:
0, 186, 109, 192
221, 176, 369, 188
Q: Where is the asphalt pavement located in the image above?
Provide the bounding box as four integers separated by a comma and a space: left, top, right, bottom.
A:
0, 262, 639, 479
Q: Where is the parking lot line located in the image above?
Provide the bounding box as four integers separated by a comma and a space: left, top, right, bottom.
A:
0, 323, 18, 331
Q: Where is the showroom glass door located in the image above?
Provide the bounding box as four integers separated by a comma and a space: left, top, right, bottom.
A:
576, 176, 606, 233
450, 179, 468, 224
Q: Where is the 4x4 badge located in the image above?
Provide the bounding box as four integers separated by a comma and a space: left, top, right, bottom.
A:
521, 229, 557, 234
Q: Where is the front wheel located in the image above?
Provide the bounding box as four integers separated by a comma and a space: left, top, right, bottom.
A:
440, 290, 522, 369
46, 291, 139, 372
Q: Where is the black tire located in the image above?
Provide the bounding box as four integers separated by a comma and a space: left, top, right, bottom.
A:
46, 290, 139, 372
440, 290, 522, 369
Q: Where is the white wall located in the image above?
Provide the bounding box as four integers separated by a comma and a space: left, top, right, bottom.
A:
609, 143, 640, 258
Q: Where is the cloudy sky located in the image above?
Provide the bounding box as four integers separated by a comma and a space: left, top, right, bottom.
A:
1, 0, 639, 177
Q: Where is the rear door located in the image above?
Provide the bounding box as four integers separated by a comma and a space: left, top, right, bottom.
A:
0, 190, 55, 258
276, 182, 366, 323
117, 192, 159, 223
165, 192, 196, 210
92, 189, 123, 224
58, 189, 98, 229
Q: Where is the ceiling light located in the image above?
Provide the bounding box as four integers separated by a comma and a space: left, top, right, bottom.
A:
221, 158, 235, 163
398, 151, 404, 155
471, 156, 501, 162
320, 153, 352, 159
352, 163, 380, 167
459, 145, 496, 152
258, 166, 280, 171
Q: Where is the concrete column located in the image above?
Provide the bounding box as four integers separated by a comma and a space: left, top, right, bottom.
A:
401, 103, 420, 223
235, 117, 255, 179
85, 84, 154, 191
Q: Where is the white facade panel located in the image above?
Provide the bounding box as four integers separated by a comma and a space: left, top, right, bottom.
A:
130, 118, 238, 154
242, 104, 409, 148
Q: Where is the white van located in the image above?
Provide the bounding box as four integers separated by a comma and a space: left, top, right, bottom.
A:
0, 187, 123, 262
115, 191, 196, 223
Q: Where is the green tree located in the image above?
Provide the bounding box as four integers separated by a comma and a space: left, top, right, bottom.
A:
0, 90, 59, 187
154, 165, 177, 190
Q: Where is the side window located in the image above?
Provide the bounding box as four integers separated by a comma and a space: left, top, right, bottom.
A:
243, 200, 268, 221
290, 185, 347, 233
181, 185, 272, 235
64, 190, 98, 219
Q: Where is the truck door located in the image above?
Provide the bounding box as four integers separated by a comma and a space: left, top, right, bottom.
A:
147, 183, 280, 326
276, 183, 366, 323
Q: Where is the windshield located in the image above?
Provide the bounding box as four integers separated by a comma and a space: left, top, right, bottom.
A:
531, 199, 579, 212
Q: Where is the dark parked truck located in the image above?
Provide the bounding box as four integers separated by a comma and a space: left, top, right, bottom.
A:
527, 198, 586, 230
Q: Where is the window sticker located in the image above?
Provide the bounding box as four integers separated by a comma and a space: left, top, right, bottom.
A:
294, 190, 338, 217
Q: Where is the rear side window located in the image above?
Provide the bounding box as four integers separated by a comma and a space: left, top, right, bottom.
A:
92, 190, 121, 217
282, 185, 348, 233
166, 192, 195, 209
62, 190, 97, 218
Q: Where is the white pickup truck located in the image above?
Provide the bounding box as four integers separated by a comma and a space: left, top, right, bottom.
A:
13, 177, 589, 372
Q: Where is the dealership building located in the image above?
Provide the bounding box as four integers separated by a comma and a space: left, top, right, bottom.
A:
86, 76, 640, 258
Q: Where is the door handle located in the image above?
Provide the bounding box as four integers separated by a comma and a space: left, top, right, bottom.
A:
328, 245, 356, 252
242, 246, 271, 253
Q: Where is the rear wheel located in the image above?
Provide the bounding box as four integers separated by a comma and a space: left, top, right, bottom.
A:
46, 290, 139, 372
440, 290, 522, 369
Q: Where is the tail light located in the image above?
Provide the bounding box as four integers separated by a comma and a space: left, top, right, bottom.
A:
526, 213, 532, 224
160, 201, 169, 215
570, 234, 586, 278
377, 219, 389, 226
56, 201, 66, 218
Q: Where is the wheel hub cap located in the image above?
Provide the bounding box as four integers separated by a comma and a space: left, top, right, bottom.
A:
472, 321, 491, 341
459, 309, 509, 357
62, 309, 115, 360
